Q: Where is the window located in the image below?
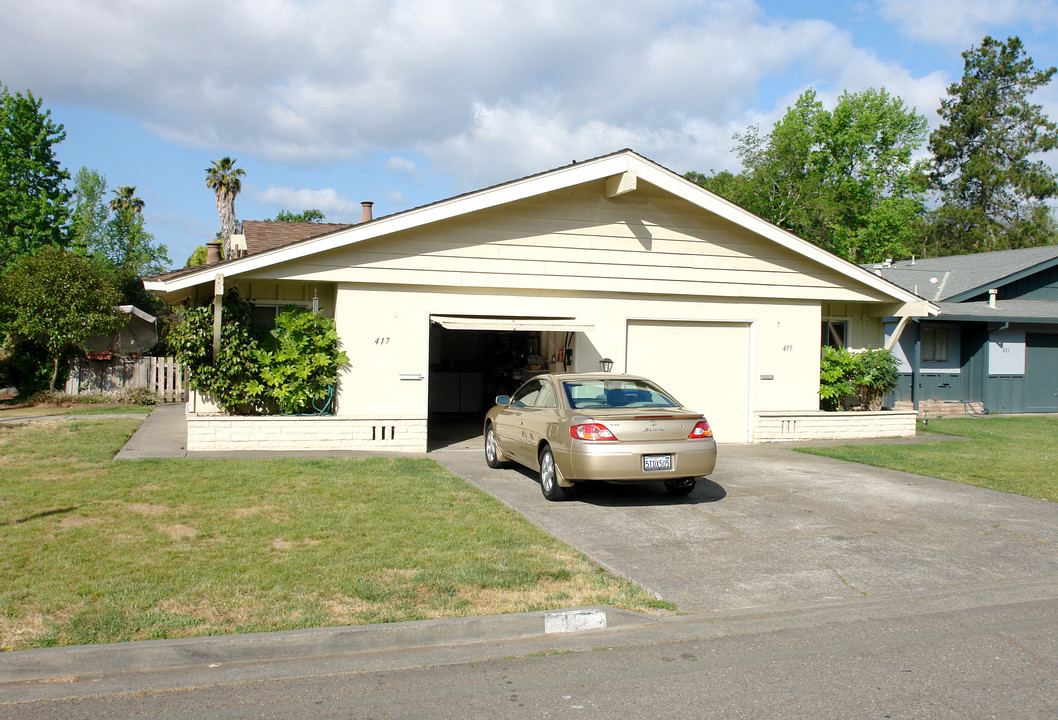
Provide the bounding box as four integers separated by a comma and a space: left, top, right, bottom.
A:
251, 303, 311, 330
511, 380, 542, 407
922, 327, 949, 363
821, 320, 847, 350
562, 378, 679, 409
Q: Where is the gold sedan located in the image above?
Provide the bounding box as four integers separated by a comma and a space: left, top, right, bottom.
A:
483, 373, 717, 501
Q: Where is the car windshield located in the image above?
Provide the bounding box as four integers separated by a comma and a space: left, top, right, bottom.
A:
562, 378, 680, 409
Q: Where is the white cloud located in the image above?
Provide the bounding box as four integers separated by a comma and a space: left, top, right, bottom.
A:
0, 0, 968, 187
386, 157, 419, 174
877, 0, 1058, 47
249, 185, 362, 215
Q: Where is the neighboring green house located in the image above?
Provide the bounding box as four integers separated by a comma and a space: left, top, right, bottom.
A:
867, 246, 1058, 413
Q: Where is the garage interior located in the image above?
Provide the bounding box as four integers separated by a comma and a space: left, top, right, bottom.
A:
426, 319, 577, 449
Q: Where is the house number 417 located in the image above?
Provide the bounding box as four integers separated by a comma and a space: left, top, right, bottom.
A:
375, 337, 390, 345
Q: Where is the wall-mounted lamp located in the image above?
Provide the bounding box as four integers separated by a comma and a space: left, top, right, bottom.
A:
599, 358, 614, 373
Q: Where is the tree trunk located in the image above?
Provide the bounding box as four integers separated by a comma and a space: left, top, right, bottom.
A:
49, 353, 60, 391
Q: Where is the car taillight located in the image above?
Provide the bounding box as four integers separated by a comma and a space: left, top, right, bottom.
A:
688, 420, 713, 439
570, 423, 617, 441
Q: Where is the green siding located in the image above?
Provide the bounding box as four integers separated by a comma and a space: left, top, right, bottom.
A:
1024, 333, 1058, 411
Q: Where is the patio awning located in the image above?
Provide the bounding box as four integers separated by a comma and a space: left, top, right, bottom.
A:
430, 315, 594, 332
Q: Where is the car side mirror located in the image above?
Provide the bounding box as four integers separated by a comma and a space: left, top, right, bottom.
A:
495, 395, 511, 406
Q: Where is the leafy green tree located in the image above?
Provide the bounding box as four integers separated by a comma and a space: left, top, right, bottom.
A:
205, 156, 245, 259
274, 208, 325, 222
68, 166, 109, 257
68, 167, 170, 288
688, 88, 930, 263
109, 185, 145, 215
0, 246, 123, 390
928, 36, 1058, 253
0, 83, 71, 271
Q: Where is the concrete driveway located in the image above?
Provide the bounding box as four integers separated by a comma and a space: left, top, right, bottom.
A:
432, 438, 1058, 612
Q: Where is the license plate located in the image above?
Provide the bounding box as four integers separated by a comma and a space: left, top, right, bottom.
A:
642, 454, 672, 472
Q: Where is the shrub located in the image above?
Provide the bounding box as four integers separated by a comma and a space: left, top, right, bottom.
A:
169, 292, 346, 415
819, 346, 899, 411
257, 308, 347, 415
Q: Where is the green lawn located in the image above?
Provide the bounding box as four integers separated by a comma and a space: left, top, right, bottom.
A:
0, 418, 670, 651
0, 403, 150, 419
798, 416, 1058, 502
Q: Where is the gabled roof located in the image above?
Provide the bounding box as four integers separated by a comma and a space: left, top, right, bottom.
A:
866, 245, 1058, 302
146, 149, 930, 311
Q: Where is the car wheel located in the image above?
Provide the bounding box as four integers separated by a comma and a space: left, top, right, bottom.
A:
484, 424, 506, 468
539, 445, 570, 501
664, 477, 697, 496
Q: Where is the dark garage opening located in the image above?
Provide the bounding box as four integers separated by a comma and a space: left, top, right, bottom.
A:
427, 322, 572, 450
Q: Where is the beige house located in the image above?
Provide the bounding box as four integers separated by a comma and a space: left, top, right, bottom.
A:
146, 150, 932, 452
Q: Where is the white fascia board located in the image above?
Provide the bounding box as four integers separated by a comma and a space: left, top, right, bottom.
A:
151, 154, 634, 294
625, 157, 932, 310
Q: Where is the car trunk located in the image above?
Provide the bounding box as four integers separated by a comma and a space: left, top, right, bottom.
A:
576, 410, 703, 442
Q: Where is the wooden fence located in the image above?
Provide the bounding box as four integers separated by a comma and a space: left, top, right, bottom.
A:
65, 356, 188, 403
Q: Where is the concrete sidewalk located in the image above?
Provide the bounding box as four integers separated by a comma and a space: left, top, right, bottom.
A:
114, 402, 188, 459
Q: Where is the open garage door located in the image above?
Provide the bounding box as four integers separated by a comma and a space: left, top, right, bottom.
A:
427, 317, 586, 449
626, 321, 752, 443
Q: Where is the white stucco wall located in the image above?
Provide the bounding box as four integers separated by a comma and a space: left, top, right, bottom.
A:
333, 284, 823, 447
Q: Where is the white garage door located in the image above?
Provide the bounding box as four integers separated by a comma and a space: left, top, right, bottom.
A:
626, 321, 752, 443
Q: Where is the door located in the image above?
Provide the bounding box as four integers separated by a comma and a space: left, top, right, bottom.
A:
626, 321, 752, 443
1024, 333, 1058, 412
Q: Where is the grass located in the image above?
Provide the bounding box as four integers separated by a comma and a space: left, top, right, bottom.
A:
797, 416, 1058, 502
0, 404, 150, 419
0, 417, 671, 652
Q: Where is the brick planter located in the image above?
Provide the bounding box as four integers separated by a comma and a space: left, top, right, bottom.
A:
754, 410, 917, 442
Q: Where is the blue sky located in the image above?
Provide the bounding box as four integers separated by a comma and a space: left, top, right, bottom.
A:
3, 0, 1057, 269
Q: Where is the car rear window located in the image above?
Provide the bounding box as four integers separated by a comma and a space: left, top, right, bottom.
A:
562, 379, 679, 409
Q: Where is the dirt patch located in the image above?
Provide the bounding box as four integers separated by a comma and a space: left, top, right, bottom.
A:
271, 537, 320, 551
58, 516, 99, 530
0, 612, 51, 649
157, 523, 197, 539
155, 598, 252, 627
126, 503, 169, 516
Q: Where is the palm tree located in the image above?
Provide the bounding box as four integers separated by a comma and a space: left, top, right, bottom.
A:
109, 185, 144, 214
204, 157, 246, 258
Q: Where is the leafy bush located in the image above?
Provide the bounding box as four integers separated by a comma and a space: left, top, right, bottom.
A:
169, 292, 346, 414
853, 348, 900, 411
257, 308, 347, 414
819, 346, 899, 411
819, 346, 858, 410
168, 291, 267, 413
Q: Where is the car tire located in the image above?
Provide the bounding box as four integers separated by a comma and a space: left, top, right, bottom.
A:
539, 445, 570, 501
484, 423, 506, 468
664, 477, 697, 496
